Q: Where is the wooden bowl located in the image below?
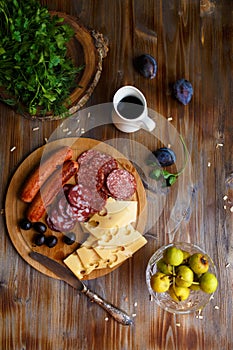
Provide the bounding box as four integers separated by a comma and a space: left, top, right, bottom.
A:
0, 12, 108, 120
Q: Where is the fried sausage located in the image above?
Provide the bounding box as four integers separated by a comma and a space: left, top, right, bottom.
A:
27, 160, 79, 222
21, 146, 73, 203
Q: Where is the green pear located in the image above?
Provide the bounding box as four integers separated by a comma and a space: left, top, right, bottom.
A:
156, 259, 173, 275
150, 272, 170, 293
181, 250, 191, 263
175, 265, 194, 287
189, 253, 209, 274
169, 285, 190, 302
199, 272, 218, 294
163, 246, 184, 266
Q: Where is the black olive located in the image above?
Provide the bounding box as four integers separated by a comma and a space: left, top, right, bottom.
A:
153, 148, 176, 167
46, 235, 58, 248
33, 222, 47, 234
133, 54, 157, 79
19, 218, 32, 230
34, 233, 45, 246
63, 232, 76, 245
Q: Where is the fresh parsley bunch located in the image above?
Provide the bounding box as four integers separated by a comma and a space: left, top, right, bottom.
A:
0, 0, 83, 117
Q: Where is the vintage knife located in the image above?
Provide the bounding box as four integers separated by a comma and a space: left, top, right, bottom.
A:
29, 251, 133, 326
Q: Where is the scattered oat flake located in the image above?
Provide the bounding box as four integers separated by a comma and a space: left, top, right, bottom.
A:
223, 195, 228, 201
176, 323, 181, 327
60, 122, 64, 128
0, 209, 5, 215
10, 146, 16, 152
230, 206, 233, 213
44, 138, 48, 143
67, 131, 72, 136
196, 315, 204, 320
32, 126, 39, 131
167, 117, 173, 121
104, 317, 109, 322
167, 144, 171, 148
207, 162, 211, 167
134, 302, 138, 307
225, 263, 230, 268
132, 313, 137, 317
88, 112, 91, 118
216, 143, 224, 148
214, 305, 220, 310
223, 205, 227, 210
62, 128, 69, 132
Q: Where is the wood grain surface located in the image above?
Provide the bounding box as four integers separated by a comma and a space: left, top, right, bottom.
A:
0, 1, 232, 349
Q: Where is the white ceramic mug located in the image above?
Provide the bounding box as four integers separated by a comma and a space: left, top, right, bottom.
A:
112, 85, 156, 133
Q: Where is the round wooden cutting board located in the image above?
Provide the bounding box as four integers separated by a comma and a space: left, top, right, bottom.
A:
5, 138, 147, 280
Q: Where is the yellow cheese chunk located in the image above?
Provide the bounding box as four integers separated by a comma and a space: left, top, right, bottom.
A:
64, 235, 148, 279
88, 198, 137, 229
96, 224, 143, 247
76, 246, 108, 273
63, 252, 86, 280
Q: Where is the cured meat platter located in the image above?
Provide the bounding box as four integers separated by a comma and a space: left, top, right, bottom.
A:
5, 138, 147, 280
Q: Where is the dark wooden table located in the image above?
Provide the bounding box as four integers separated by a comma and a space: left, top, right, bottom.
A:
1, 1, 232, 349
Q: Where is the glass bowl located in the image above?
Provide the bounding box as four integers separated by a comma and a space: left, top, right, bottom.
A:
146, 242, 218, 314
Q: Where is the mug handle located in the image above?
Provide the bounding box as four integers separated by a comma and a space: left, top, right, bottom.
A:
139, 116, 156, 132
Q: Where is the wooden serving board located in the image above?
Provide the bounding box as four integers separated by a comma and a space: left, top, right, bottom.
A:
5, 138, 147, 280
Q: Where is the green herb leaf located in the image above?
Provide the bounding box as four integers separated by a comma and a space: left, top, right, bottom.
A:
0, 0, 84, 117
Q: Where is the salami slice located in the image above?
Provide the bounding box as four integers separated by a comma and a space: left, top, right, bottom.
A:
67, 183, 106, 213
106, 169, 137, 200
67, 184, 92, 209
77, 149, 98, 165
76, 150, 115, 191
101, 158, 118, 177
46, 208, 76, 232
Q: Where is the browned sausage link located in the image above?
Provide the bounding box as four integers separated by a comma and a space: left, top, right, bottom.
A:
21, 146, 73, 203
27, 160, 79, 222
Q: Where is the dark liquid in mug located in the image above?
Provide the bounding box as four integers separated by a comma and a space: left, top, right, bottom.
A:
117, 95, 144, 119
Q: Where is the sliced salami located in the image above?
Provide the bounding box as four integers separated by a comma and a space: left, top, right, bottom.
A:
101, 158, 118, 177
77, 149, 98, 165
76, 150, 115, 191
67, 183, 106, 213
106, 169, 137, 200
46, 208, 76, 232
67, 184, 92, 209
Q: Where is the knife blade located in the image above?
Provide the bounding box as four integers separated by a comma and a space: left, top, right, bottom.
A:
29, 251, 133, 326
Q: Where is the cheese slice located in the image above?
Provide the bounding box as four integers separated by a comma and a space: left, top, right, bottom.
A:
88, 199, 137, 229
95, 224, 143, 247
64, 235, 148, 279
76, 246, 108, 273
81, 224, 144, 248
63, 252, 86, 280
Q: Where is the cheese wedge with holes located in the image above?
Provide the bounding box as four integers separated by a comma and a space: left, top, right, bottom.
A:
76, 246, 107, 272
64, 235, 147, 279
63, 252, 86, 280
81, 224, 144, 248
88, 198, 137, 229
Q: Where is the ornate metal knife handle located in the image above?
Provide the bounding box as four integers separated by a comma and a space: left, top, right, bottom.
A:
82, 286, 133, 326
